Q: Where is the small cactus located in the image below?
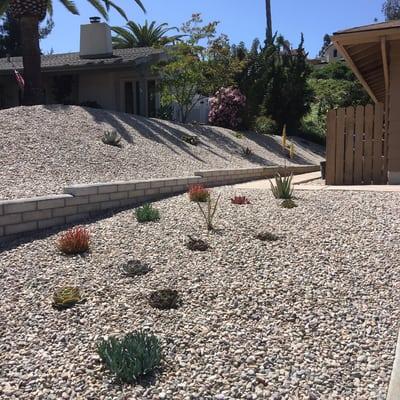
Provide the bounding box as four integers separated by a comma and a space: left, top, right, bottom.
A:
186, 235, 209, 251
281, 199, 297, 209
53, 286, 83, 310
149, 289, 180, 310
121, 260, 151, 277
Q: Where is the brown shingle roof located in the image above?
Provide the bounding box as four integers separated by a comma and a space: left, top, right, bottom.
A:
334, 20, 400, 35
0, 47, 164, 73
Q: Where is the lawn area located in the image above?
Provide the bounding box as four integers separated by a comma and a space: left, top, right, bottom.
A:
1, 187, 399, 399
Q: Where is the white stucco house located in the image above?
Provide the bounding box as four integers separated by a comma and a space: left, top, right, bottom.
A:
0, 19, 165, 117
321, 43, 344, 63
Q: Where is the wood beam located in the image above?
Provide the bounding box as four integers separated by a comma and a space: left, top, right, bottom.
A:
332, 29, 400, 46
381, 36, 390, 94
333, 40, 379, 104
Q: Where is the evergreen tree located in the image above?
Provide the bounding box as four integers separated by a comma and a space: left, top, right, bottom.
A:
382, 0, 400, 20
319, 34, 331, 57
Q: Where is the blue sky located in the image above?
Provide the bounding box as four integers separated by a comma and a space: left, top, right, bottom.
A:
41, 0, 384, 57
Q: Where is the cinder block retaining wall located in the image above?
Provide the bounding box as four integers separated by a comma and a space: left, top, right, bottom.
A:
0, 165, 318, 242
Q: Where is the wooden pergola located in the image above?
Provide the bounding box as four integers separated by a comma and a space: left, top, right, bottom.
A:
328, 21, 400, 184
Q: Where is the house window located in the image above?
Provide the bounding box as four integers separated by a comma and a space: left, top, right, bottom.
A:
52, 75, 74, 104
333, 49, 338, 58
147, 80, 156, 117
135, 81, 141, 115
124, 81, 134, 114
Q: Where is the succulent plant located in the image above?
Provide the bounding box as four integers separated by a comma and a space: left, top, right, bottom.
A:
256, 231, 279, 242
52, 286, 83, 310
97, 331, 162, 384
270, 173, 294, 199
182, 134, 200, 146
135, 204, 160, 223
57, 227, 90, 255
121, 260, 151, 277
148, 289, 180, 310
281, 199, 298, 209
188, 185, 210, 202
102, 130, 122, 147
186, 235, 209, 251
231, 195, 251, 205
242, 147, 253, 157
196, 193, 221, 231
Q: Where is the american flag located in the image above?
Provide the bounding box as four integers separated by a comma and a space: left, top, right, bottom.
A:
14, 70, 25, 90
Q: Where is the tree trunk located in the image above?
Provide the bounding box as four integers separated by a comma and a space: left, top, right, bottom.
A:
20, 15, 44, 105
266, 0, 273, 44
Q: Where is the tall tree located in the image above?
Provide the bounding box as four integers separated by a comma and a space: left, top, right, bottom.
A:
111, 20, 184, 48
266, 0, 272, 44
382, 0, 400, 20
319, 34, 331, 58
0, 10, 53, 57
0, 0, 146, 106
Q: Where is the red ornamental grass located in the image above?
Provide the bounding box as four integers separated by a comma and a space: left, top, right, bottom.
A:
57, 227, 90, 255
231, 196, 251, 205
188, 185, 210, 202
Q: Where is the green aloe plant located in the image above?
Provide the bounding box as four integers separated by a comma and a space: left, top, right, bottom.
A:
97, 331, 161, 384
270, 173, 294, 199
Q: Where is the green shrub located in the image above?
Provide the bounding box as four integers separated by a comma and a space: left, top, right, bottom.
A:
254, 116, 278, 136
271, 173, 294, 199
97, 331, 162, 384
135, 204, 160, 223
182, 134, 200, 146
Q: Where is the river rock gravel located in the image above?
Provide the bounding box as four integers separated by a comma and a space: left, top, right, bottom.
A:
0, 187, 399, 400
0, 105, 323, 200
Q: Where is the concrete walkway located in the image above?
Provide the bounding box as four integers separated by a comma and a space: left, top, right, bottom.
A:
234, 172, 400, 192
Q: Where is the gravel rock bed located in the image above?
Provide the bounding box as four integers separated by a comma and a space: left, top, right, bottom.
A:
1, 188, 399, 399
0, 105, 324, 200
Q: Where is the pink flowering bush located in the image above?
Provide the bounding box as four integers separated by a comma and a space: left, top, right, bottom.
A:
208, 87, 246, 129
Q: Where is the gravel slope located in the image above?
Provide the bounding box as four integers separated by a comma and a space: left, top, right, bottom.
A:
0, 188, 399, 399
0, 105, 324, 200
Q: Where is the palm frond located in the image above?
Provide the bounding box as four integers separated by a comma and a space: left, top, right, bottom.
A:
58, 0, 79, 15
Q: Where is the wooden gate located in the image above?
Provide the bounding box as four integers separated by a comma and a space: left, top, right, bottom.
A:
326, 104, 387, 185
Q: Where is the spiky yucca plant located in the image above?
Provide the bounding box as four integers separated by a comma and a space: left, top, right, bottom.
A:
270, 173, 294, 199
0, 0, 146, 105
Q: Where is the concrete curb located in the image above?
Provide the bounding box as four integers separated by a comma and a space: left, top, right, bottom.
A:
387, 329, 400, 399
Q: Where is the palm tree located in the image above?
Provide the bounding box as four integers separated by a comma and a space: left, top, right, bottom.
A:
111, 20, 184, 48
266, 0, 272, 44
0, 0, 146, 105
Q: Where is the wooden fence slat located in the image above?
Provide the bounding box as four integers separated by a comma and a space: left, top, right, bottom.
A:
363, 104, 374, 184
373, 103, 384, 184
344, 107, 355, 185
353, 106, 364, 184
326, 110, 337, 184
335, 108, 346, 184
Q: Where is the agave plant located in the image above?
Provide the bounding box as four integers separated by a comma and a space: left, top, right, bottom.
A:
112, 20, 184, 48
270, 173, 294, 199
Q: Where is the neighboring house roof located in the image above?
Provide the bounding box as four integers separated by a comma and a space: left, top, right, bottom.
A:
0, 47, 165, 75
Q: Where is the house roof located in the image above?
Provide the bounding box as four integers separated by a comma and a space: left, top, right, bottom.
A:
0, 47, 165, 74
331, 21, 400, 104
334, 20, 400, 35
